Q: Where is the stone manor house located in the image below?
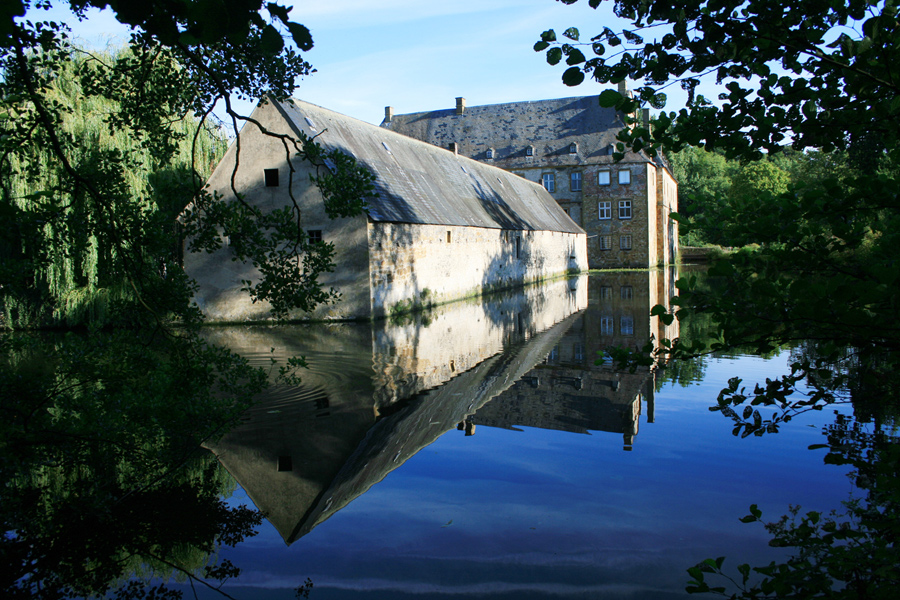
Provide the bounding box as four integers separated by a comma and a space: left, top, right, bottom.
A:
188, 98, 587, 322
382, 88, 678, 269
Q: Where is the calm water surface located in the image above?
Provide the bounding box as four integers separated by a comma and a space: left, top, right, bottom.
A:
188, 272, 852, 599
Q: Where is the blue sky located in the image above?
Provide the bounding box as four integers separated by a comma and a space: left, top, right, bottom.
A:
29, 0, 694, 125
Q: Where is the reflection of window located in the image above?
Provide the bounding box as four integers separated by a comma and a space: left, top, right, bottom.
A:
618, 169, 631, 185
308, 230, 323, 243
598, 170, 611, 185
620, 235, 632, 250
547, 345, 559, 362
264, 168, 279, 187
570, 172, 582, 191
599, 235, 612, 250
621, 316, 634, 335
542, 172, 555, 192
600, 286, 612, 299
599, 201, 611, 220
600, 316, 614, 335
619, 200, 632, 219
621, 285, 633, 300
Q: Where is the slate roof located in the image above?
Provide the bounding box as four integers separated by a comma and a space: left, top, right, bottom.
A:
273, 99, 584, 234
381, 95, 650, 169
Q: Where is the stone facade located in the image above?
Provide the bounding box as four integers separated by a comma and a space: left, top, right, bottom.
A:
382, 92, 678, 269
187, 98, 588, 322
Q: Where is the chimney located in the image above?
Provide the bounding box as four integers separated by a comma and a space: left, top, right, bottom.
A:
448, 142, 458, 155
642, 108, 651, 133
617, 80, 628, 97
384, 106, 393, 123
456, 97, 466, 115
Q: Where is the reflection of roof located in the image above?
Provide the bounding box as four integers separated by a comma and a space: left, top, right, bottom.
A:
382, 96, 648, 168
273, 99, 583, 234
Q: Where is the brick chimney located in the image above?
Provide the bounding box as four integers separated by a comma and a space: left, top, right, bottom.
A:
456, 97, 466, 115
448, 142, 458, 155
384, 106, 393, 123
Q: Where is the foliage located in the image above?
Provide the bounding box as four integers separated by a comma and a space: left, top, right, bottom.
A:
541, 1, 900, 596
686, 415, 900, 599
0, 1, 377, 598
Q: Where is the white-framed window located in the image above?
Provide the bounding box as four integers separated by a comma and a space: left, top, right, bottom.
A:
618, 169, 631, 185
600, 316, 614, 335
619, 200, 632, 219
599, 235, 612, 250
621, 315, 634, 336
568, 142, 578, 154
574, 342, 585, 362
620, 235, 632, 250
486, 148, 494, 159
598, 170, 611, 186
542, 172, 555, 192
621, 285, 633, 299
570, 171, 582, 192
598, 201, 612, 220
525, 145, 534, 157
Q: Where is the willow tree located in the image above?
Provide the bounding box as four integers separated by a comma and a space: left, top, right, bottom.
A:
1, 2, 374, 598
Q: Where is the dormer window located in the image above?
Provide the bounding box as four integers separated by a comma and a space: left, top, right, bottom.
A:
568, 142, 577, 154
525, 146, 534, 157
486, 148, 494, 159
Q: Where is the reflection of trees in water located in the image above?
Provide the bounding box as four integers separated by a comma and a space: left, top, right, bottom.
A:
1, 332, 266, 599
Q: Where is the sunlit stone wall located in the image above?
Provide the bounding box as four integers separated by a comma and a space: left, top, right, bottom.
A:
368, 222, 586, 319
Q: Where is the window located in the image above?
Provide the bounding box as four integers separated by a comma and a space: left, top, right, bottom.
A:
600, 316, 614, 336
542, 172, 555, 192
621, 285, 633, 300
599, 235, 612, 250
618, 169, 631, 185
598, 201, 612, 220
570, 172, 582, 192
620, 235, 632, 250
525, 146, 534, 157
308, 230, 323, 244
621, 315, 634, 336
619, 200, 632, 219
446, 230, 451, 243
574, 342, 585, 362
486, 148, 494, 159
264, 168, 279, 187
568, 142, 578, 154
599, 286, 612, 299
598, 170, 611, 185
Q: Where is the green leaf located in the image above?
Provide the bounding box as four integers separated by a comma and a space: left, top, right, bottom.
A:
598, 89, 621, 107
259, 24, 284, 54
540, 29, 557, 42
562, 67, 585, 86
534, 41, 550, 52
563, 27, 580, 41
566, 48, 586, 65
547, 47, 563, 65
287, 22, 313, 51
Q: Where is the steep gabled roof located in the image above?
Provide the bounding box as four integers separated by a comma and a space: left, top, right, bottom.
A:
381, 95, 648, 169
274, 99, 583, 234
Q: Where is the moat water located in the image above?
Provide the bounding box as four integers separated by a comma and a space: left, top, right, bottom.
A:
178, 272, 851, 599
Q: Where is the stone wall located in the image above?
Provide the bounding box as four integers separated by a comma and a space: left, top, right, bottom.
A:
367, 222, 587, 318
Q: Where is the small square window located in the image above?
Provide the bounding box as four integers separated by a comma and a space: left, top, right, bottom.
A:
308, 229, 323, 244
620, 235, 632, 250
618, 169, 631, 185
599, 235, 612, 250
542, 172, 555, 193
570, 172, 582, 192
264, 168, 279, 187
598, 171, 611, 186
619, 200, 632, 219
598, 201, 611, 220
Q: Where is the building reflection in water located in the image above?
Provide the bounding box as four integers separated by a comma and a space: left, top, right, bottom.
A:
203, 269, 676, 545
